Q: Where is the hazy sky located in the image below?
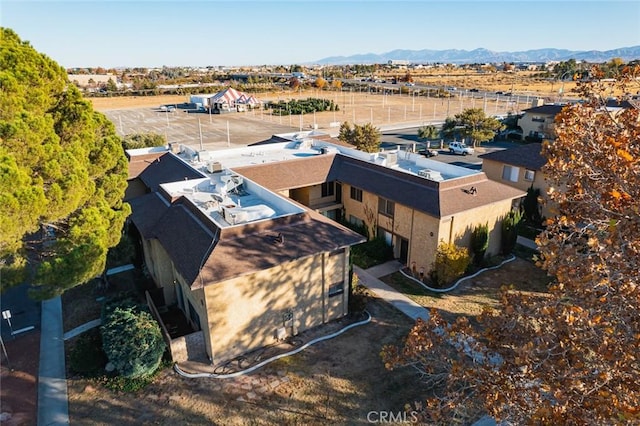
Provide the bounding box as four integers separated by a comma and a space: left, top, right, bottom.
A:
2, 1, 639, 68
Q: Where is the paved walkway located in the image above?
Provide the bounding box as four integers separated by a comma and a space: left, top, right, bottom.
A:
37, 296, 69, 425
516, 235, 538, 250
355, 261, 430, 321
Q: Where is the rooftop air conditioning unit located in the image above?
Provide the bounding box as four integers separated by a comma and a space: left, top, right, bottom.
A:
381, 152, 398, 166
207, 161, 222, 173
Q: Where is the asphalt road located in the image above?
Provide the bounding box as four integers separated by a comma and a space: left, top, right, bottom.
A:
0, 283, 41, 340
381, 126, 519, 169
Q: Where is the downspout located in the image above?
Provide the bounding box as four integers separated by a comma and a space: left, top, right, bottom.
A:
409, 209, 415, 267
322, 252, 326, 323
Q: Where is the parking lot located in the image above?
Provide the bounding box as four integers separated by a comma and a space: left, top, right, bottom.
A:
103, 106, 298, 151
100, 89, 526, 155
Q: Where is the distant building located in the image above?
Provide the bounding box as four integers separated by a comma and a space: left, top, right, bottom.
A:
388, 60, 410, 66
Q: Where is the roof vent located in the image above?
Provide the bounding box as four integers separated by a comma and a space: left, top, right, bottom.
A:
206, 161, 223, 173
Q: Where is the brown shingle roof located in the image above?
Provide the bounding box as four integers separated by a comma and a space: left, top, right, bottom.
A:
522, 104, 566, 115
194, 210, 365, 288
128, 192, 170, 238
236, 153, 525, 218
232, 154, 337, 191
151, 200, 219, 286
479, 143, 546, 171
247, 135, 291, 146
135, 153, 205, 192
438, 175, 526, 217
127, 152, 164, 179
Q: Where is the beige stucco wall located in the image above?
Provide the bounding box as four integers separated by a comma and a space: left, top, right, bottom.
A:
343, 183, 518, 272
342, 185, 378, 237
289, 187, 310, 205
518, 113, 556, 139
482, 159, 553, 218
143, 239, 176, 304
443, 198, 516, 260
202, 251, 349, 363
407, 210, 440, 274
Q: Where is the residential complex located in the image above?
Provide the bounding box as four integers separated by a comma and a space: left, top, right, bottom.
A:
126, 131, 525, 365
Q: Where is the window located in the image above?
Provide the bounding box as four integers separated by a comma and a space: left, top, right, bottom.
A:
350, 186, 363, 202
531, 115, 545, 123
502, 165, 520, 183
328, 282, 344, 297
524, 169, 535, 181
321, 182, 334, 197
377, 227, 393, 246
349, 215, 364, 228
378, 197, 395, 217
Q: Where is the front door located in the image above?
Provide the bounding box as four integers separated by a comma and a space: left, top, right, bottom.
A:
399, 238, 409, 265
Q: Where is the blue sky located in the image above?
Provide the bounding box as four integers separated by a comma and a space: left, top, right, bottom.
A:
2, 1, 639, 67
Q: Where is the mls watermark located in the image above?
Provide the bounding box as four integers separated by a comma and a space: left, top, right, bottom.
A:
366, 411, 419, 423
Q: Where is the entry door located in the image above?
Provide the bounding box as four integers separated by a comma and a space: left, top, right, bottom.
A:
398, 238, 409, 265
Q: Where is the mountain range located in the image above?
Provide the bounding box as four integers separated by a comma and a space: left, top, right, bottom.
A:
313, 46, 640, 65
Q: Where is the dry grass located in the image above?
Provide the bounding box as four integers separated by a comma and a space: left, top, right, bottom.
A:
381, 257, 552, 321
66, 292, 421, 425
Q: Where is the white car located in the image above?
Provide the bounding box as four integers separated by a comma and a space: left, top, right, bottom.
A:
448, 141, 474, 156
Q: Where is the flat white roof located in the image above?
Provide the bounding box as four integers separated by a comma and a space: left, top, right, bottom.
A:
131, 130, 480, 229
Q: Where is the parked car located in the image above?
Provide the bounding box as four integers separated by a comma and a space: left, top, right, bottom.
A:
469, 88, 480, 92
418, 148, 439, 157
448, 141, 474, 156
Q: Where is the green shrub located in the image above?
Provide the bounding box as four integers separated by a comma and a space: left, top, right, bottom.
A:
121, 133, 166, 150
101, 305, 165, 379
348, 273, 367, 314
265, 97, 338, 115
351, 237, 394, 269
501, 210, 523, 255
471, 223, 489, 266
69, 328, 108, 376
521, 185, 544, 228
431, 242, 471, 286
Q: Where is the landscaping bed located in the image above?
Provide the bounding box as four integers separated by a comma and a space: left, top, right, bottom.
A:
381, 256, 552, 321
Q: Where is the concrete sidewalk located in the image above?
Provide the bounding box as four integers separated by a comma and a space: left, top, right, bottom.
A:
37, 296, 69, 425
355, 261, 430, 322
